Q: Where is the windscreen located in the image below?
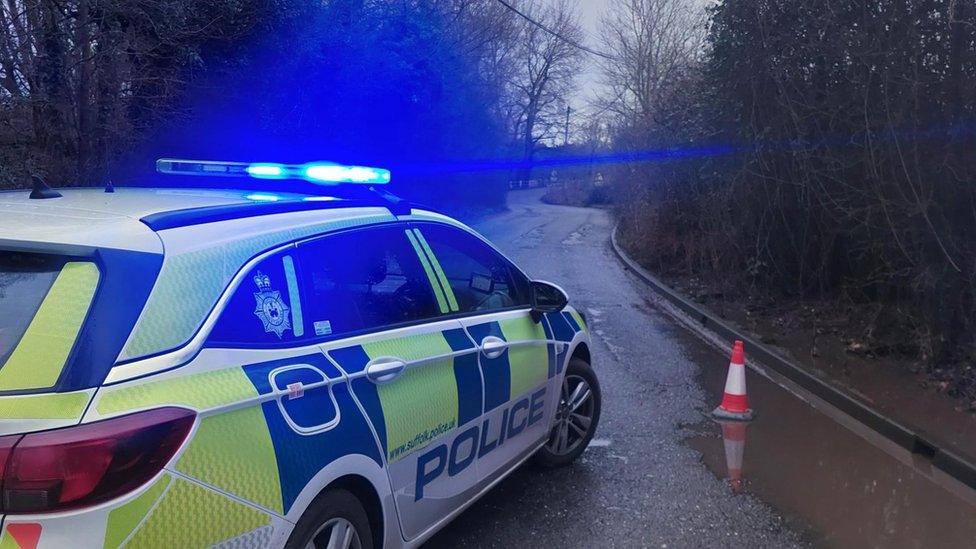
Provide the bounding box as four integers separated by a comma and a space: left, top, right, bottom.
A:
0, 252, 100, 391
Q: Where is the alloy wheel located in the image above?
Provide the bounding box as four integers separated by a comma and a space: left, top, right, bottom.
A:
307, 517, 362, 549
548, 374, 595, 455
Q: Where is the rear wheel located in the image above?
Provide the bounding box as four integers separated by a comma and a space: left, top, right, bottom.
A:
535, 357, 601, 467
285, 488, 374, 549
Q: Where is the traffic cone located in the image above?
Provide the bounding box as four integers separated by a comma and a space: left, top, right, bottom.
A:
712, 340, 755, 421
719, 420, 748, 493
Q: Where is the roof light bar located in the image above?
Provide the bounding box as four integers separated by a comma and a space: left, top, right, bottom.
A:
156, 159, 391, 185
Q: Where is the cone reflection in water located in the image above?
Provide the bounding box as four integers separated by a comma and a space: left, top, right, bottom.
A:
719, 420, 748, 493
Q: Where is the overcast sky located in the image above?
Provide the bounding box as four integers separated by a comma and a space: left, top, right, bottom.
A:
569, 0, 612, 112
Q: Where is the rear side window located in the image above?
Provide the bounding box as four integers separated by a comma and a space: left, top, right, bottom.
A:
209, 251, 307, 346
298, 226, 441, 337
413, 224, 531, 313
0, 252, 100, 391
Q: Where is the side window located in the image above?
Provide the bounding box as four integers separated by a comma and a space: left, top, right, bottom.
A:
297, 226, 441, 338
413, 224, 531, 314
209, 251, 306, 346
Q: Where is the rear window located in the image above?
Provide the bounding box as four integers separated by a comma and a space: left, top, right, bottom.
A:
0, 252, 100, 391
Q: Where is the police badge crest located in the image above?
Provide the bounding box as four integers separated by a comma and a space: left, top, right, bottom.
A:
252, 271, 292, 338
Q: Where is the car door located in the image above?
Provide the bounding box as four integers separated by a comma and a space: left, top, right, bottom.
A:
294, 225, 484, 541
409, 223, 560, 485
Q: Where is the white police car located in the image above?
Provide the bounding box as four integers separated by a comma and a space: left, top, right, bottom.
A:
0, 160, 599, 548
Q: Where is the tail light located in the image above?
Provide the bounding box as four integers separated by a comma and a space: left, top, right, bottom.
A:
0, 436, 16, 483
0, 407, 195, 514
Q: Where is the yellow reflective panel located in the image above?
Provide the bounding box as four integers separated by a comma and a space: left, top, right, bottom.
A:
96, 367, 259, 415
500, 317, 549, 398
363, 333, 459, 462
176, 406, 284, 514
0, 262, 100, 391
125, 478, 270, 548
405, 230, 450, 313
413, 229, 459, 312
103, 474, 172, 549
0, 390, 92, 419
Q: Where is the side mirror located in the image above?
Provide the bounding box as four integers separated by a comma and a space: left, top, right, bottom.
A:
531, 280, 569, 316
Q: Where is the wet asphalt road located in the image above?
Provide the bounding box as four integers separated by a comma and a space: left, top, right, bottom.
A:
423, 189, 976, 548
424, 190, 806, 548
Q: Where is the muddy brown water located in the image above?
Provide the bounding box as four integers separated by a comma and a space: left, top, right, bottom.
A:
683, 339, 976, 548
689, 290, 976, 465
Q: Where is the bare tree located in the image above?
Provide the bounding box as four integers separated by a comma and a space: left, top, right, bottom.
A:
445, 0, 523, 130
505, 0, 584, 180
0, 0, 256, 186
597, 0, 704, 126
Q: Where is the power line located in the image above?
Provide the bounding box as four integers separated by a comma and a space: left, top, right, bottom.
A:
492, 0, 616, 61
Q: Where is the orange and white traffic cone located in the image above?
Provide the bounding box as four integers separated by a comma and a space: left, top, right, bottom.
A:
719, 420, 748, 493
712, 340, 755, 421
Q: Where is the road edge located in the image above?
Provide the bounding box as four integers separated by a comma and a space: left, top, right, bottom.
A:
610, 224, 976, 492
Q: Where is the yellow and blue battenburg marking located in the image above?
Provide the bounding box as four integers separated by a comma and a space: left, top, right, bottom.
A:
238, 353, 382, 514
329, 329, 481, 463
545, 311, 582, 375
464, 318, 556, 414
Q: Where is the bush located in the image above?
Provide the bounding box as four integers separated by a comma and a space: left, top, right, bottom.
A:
613, 0, 976, 363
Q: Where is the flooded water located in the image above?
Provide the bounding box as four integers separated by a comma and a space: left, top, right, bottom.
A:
683, 339, 976, 548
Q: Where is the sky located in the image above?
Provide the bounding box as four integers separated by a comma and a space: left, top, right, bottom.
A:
571, 0, 613, 113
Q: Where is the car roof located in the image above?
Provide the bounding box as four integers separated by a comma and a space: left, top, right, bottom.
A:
0, 187, 310, 218
0, 187, 373, 253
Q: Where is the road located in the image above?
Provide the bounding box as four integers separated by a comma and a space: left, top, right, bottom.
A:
424, 189, 976, 548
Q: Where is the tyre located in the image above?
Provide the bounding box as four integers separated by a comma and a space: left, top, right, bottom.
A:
534, 357, 602, 467
285, 488, 374, 549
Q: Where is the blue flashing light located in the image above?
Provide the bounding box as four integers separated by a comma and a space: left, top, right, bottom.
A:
246, 164, 287, 179
303, 163, 391, 185
157, 158, 391, 185
245, 193, 281, 202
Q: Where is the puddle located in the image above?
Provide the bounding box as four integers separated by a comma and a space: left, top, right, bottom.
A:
683, 341, 976, 547
562, 231, 584, 246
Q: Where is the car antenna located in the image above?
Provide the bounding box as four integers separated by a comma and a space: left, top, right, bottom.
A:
29, 175, 62, 199
368, 186, 412, 216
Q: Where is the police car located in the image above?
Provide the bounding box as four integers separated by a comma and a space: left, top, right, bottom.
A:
0, 160, 600, 549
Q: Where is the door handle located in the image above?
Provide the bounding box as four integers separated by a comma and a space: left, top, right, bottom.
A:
366, 357, 407, 384
481, 336, 508, 360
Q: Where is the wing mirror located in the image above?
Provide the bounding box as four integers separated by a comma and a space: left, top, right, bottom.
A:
531, 280, 569, 318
